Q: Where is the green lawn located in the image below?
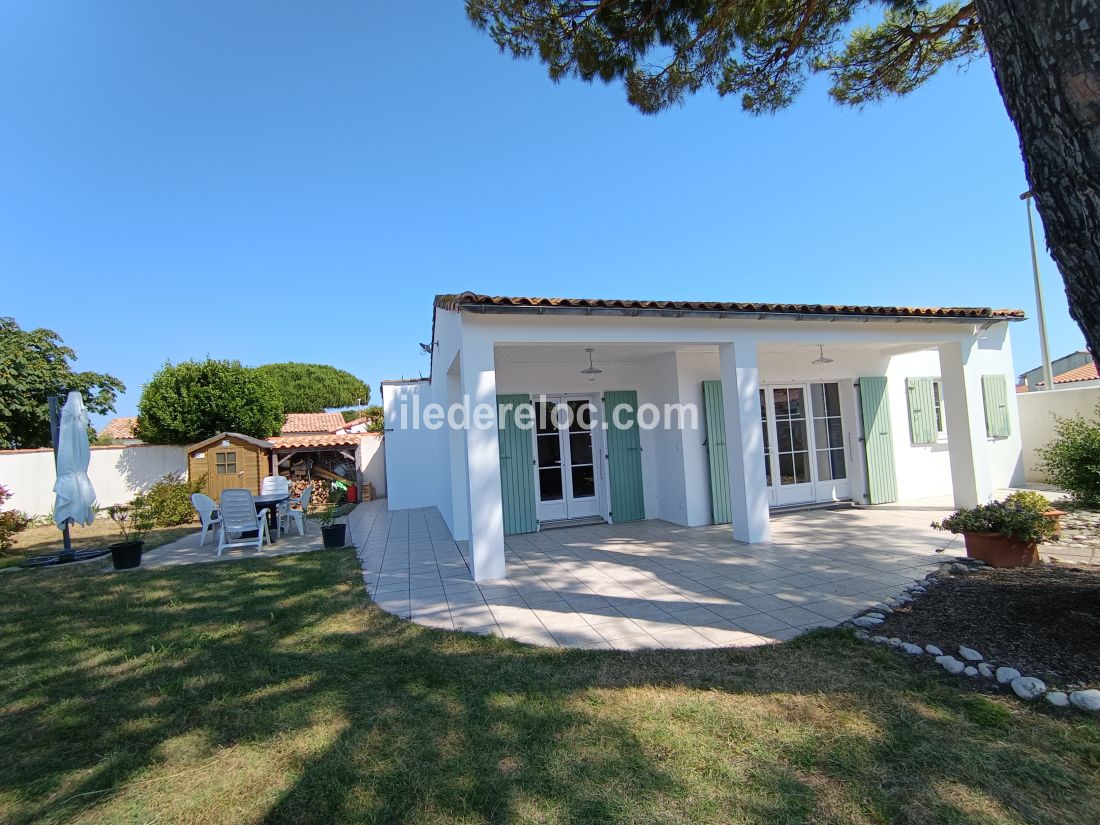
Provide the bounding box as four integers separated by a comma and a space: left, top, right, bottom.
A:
1, 519, 198, 569
1, 551, 1098, 825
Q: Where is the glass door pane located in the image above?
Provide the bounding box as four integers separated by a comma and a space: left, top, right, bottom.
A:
566, 400, 596, 499
759, 389, 772, 487
810, 383, 847, 481
772, 387, 811, 485
534, 401, 564, 502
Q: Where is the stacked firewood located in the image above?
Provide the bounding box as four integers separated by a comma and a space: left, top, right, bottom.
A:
289, 478, 328, 511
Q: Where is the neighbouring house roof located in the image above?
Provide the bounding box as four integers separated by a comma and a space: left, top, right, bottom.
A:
187, 432, 274, 453
98, 416, 139, 441
1048, 362, 1099, 385
336, 417, 368, 430
269, 433, 366, 450
282, 412, 348, 433
434, 292, 1027, 321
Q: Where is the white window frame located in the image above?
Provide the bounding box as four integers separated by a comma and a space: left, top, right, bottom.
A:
932, 380, 948, 442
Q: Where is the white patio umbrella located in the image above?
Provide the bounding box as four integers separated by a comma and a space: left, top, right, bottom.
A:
53, 391, 97, 529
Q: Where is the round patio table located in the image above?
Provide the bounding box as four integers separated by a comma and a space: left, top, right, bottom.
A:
252, 492, 289, 543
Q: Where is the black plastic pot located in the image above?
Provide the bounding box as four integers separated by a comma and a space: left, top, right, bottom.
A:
321, 524, 347, 549
109, 540, 143, 570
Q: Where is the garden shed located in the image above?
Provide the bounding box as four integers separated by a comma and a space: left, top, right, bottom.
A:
187, 432, 274, 499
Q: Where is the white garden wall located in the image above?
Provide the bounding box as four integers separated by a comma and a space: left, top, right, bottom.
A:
1017, 385, 1100, 481
0, 445, 187, 517
356, 433, 387, 498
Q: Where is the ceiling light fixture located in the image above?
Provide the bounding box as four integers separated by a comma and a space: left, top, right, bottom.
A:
580, 348, 603, 381
811, 344, 834, 365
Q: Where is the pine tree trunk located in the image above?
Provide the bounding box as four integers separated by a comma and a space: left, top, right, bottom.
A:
975, 0, 1100, 359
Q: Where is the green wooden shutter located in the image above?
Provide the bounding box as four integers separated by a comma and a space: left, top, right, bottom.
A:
906, 377, 938, 445
702, 381, 732, 525
497, 394, 538, 535
858, 377, 898, 504
604, 390, 645, 523
982, 375, 1011, 438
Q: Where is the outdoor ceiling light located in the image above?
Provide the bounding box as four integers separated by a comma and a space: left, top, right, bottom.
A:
581, 347, 603, 381
811, 344, 834, 365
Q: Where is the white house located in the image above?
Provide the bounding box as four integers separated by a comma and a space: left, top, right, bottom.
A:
383, 292, 1025, 582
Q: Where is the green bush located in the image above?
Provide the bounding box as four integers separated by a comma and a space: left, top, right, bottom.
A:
1003, 490, 1054, 513
1037, 403, 1100, 507
0, 484, 30, 551
144, 474, 205, 527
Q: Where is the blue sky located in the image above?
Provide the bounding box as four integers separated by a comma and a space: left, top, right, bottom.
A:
1, 1, 1085, 427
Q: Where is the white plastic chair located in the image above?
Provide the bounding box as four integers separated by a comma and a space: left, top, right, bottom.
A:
261, 475, 291, 534
216, 489, 270, 557
282, 485, 312, 537
261, 475, 289, 494
191, 492, 222, 547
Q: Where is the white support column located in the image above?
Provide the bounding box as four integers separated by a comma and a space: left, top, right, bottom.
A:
460, 335, 506, 581
938, 338, 993, 508
718, 342, 771, 544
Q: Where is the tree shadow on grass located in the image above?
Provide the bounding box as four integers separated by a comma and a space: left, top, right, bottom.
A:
0, 551, 1098, 825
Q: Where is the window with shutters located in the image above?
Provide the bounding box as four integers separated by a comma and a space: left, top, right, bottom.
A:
906, 377, 943, 446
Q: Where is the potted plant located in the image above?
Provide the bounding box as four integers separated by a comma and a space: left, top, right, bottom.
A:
310, 504, 351, 549
932, 495, 1059, 568
106, 495, 156, 570
1003, 489, 1067, 537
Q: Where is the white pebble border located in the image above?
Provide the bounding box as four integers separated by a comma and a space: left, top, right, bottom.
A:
844, 558, 1100, 714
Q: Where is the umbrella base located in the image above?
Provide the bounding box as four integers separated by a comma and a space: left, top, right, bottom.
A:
22, 549, 110, 567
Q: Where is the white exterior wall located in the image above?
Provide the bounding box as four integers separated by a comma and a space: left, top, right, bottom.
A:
1018, 385, 1100, 481
381, 379, 443, 511
356, 433, 387, 498
0, 444, 187, 517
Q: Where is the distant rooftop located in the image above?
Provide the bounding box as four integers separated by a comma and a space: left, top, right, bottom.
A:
98, 416, 139, 441
282, 412, 348, 434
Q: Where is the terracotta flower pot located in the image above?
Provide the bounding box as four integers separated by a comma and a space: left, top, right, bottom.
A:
962, 532, 1038, 568
1043, 509, 1066, 538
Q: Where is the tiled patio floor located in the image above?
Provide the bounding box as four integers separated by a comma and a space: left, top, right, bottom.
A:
350, 497, 968, 650
144, 517, 338, 567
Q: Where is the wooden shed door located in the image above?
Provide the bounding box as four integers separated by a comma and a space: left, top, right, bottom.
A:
206, 448, 243, 500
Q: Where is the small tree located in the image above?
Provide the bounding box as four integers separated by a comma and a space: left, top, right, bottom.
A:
136, 359, 283, 446
0, 317, 124, 449
1037, 403, 1100, 508
255, 363, 370, 414
341, 405, 384, 432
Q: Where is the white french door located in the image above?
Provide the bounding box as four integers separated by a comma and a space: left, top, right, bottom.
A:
760, 382, 850, 506
533, 397, 601, 523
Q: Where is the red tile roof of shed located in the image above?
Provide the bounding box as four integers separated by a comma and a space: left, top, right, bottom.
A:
269, 434, 365, 449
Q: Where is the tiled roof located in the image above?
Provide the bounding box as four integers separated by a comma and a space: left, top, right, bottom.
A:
1053, 362, 1099, 384
188, 432, 274, 452
435, 292, 1026, 320
269, 434, 365, 449
282, 413, 348, 433
99, 416, 139, 440
336, 417, 368, 430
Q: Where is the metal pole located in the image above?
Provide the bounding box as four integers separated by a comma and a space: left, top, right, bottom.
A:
1021, 191, 1054, 391
48, 394, 75, 562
